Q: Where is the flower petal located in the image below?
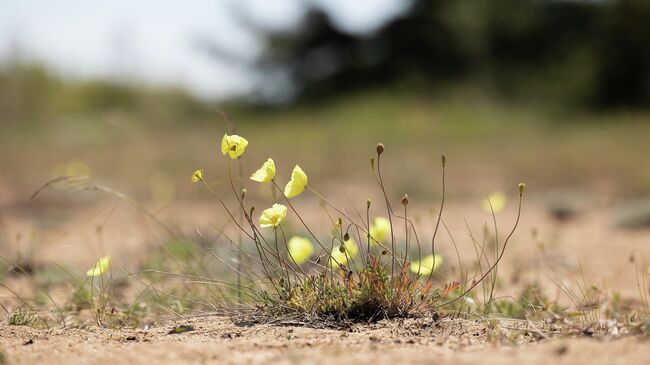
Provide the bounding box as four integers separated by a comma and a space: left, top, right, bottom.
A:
288, 236, 314, 264
250, 158, 276, 182
86, 255, 111, 277
191, 169, 204, 183
410, 254, 443, 275
284, 165, 308, 198
259, 203, 287, 228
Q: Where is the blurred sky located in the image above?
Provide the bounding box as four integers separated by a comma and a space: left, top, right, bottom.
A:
0, 0, 411, 99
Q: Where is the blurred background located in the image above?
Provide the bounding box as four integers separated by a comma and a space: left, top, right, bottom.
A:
1, 0, 650, 302
2, 0, 650, 201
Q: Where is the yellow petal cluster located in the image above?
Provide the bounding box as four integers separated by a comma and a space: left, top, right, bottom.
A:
287, 236, 314, 264
250, 158, 276, 182
330, 238, 359, 266
221, 134, 248, 159
86, 255, 111, 277
368, 217, 390, 243
259, 203, 287, 228
410, 254, 443, 275
191, 169, 204, 182
481, 192, 506, 214
284, 165, 308, 198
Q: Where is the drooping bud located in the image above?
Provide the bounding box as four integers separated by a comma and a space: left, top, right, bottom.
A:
381, 250, 388, 255
401, 194, 409, 206
441, 155, 447, 168
367, 199, 371, 209
339, 245, 346, 253
241, 188, 247, 200
337, 218, 343, 227
376, 143, 385, 155
343, 232, 350, 241
518, 183, 526, 195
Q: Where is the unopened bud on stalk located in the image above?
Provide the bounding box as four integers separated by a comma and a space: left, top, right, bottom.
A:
441, 155, 447, 168
343, 232, 350, 241
381, 250, 388, 255
518, 183, 526, 195
376, 143, 385, 155
241, 188, 247, 200
401, 194, 409, 206
370, 158, 375, 171
339, 245, 346, 253
337, 218, 343, 227
367, 199, 371, 209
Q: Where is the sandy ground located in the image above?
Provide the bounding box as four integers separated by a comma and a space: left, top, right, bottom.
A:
1, 316, 649, 365
2, 187, 650, 364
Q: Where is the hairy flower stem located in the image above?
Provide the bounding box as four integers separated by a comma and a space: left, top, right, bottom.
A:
435, 189, 524, 309
427, 157, 446, 284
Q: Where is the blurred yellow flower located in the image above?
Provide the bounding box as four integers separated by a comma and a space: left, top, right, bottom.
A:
369, 217, 390, 243
66, 160, 91, 177
250, 158, 276, 182
284, 165, 308, 198
410, 254, 443, 275
287, 236, 314, 264
220, 134, 248, 159
86, 255, 111, 277
330, 238, 359, 266
259, 203, 287, 228
481, 192, 506, 214
191, 169, 204, 183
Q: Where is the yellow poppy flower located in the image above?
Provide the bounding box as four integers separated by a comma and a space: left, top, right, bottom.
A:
250, 158, 276, 182
86, 255, 111, 277
287, 236, 314, 264
369, 217, 390, 243
481, 192, 506, 214
259, 203, 287, 228
220, 134, 248, 159
191, 169, 204, 182
330, 238, 359, 266
284, 165, 308, 198
410, 254, 443, 275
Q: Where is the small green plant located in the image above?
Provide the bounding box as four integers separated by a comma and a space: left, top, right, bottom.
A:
7, 307, 39, 327
184, 131, 526, 322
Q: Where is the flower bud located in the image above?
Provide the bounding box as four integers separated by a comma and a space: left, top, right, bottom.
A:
401, 194, 409, 205
441, 155, 447, 168
241, 188, 247, 200
343, 233, 350, 241
339, 245, 346, 253
370, 158, 375, 170
381, 250, 388, 255
367, 199, 371, 209
518, 183, 526, 195
337, 218, 343, 227
376, 143, 385, 155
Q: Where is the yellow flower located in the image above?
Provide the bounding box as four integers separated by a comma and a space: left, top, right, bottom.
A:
369, 217, 390, 243
284, 165, 308, 198
220, 134, 248, 159
191, 169, 204, 182
481, 192, 506, 214
86, 255, 111, 277
410, 254, 443, 275
259, 203, 287, 228
330, 238, 359, 266
287, 236, 314, 264
250, 158, 276, 182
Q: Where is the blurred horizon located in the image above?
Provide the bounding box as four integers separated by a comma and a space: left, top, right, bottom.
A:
0, 0, 411, 100
2, 0, 650, 206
